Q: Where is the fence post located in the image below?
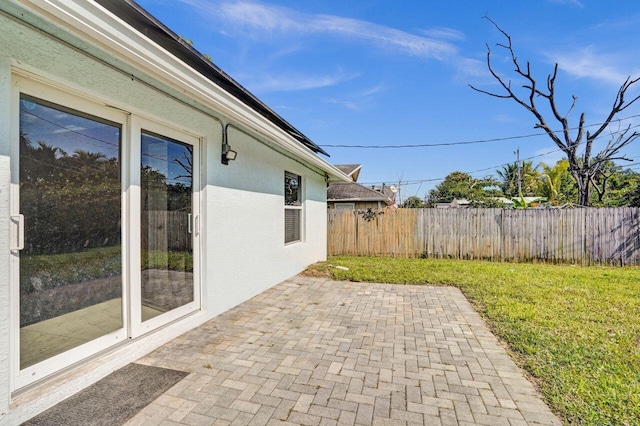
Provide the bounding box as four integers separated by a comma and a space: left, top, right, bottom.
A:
326, 207, 640, 265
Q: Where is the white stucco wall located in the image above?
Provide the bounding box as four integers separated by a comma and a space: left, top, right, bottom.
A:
0, 55, 12, 418
0, 4, 328, 421
206, 127, 327, 314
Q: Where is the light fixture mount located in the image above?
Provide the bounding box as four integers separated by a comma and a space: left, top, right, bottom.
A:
221, 141, 237, 165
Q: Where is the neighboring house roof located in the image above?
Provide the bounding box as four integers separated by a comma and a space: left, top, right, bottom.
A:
434, 199, 471, 209
437, 197, 547, 209
497, 196, 546, 206
328, 182, 394, 205
334, 164, 362, 182
95, 0, 329, 157
376, 185, 398, 201
452, 198, 470, 206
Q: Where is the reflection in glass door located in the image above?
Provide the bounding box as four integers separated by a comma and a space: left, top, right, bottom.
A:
18, 95, 123, 369
140, 132, 194, 322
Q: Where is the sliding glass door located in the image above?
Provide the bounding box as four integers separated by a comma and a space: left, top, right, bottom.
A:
140, 131, 195, 322
12, 76, 200, 389
129, 120, 200, 337
14, 92, 127, 387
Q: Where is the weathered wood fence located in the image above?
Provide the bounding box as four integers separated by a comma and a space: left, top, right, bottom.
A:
328, 208, 640, 266
142, 210, 192, 252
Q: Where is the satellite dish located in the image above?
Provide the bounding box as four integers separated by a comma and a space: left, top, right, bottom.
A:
389, 185, 398, 193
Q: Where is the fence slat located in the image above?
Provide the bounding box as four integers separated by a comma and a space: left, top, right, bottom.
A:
327, 208, 640, 265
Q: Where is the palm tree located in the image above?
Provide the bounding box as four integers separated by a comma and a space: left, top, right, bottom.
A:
540, 160, 570, 205
520, 161, 541, 196
497, 161, 540, 197
497, 163, 519, 197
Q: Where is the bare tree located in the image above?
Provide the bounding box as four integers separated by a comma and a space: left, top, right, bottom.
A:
470, 17, 640, 206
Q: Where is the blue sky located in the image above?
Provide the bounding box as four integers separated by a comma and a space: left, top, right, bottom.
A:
136, 0, 640, 202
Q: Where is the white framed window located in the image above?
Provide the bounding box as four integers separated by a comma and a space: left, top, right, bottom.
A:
335, 203, 355, 210
284, 171, 302, 244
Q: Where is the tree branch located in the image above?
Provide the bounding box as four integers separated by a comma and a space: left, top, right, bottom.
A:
470, 16, 640, 206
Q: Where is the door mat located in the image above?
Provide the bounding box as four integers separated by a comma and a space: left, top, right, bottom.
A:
22, 363, 189, 426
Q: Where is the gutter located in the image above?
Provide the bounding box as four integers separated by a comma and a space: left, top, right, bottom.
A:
9, 0, 350, 182
329, 198, 393, 205
93, 0, 329, 157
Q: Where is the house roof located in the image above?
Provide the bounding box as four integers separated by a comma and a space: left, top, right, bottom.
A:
94, 0, 329, 157
328, 182, 393, 205
497, 197, 546, 205
334, 164, 362, 182
376, 185, 398, 200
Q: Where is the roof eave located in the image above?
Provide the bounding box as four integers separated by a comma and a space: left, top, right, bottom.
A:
94, 0, 329, 157
11, 0, 345, 178
329, 198, 393, 205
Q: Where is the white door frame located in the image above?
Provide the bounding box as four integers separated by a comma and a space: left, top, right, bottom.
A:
9, 72, 202, 391
128, 116, 201, 338
10, 75, 129, 391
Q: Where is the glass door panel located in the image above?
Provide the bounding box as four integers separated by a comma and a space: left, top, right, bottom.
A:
140, 132, 194, 322
18, 95, 123, 369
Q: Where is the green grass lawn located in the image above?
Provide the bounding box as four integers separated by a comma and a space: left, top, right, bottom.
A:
307, 256, 640, 425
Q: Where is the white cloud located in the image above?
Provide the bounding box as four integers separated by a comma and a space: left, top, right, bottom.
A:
239, 70, 359, 93
546, 0, 584, 7
178, 0, 476, 72
313, 16, 456, 60
323, 98, 360, 110
452, 57, 486, 78
419, 27, 465, 41
322, 84, 388, 111
548, 46, 631, 85
493, 114, 515, 123
359, 84, 387, 97
590, 14, 640, 31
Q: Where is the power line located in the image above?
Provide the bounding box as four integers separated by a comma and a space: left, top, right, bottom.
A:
359, 146, 565, 187
359, 143, 638, 189
322, 133, 542, 149
320, 114, 640, 149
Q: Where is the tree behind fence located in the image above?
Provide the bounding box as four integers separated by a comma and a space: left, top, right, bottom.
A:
328, 208, 640, 266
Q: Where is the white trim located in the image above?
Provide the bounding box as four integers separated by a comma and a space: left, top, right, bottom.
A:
130, 118, 201, 338
127, 115, 142, 337
10, 74, 129, 391
329, 198, 392, 203
9, 0, 350, 183
10, 66, 205, 142
334, 203, 355, 210
9, 72, 203, 392
9, 68, 20, 395
284, 170, 304, 245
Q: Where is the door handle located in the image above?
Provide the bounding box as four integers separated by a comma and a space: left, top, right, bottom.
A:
10, 214, 24, 251
188, 213, 193, 234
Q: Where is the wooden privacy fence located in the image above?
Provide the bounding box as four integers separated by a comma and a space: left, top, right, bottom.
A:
328, 208, 640, 266
142, 210, 192, 252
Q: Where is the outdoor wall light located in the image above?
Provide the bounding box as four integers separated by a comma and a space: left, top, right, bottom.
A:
221, 141, 237, 165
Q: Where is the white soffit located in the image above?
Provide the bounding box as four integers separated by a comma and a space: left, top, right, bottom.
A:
12, 0, 350, 181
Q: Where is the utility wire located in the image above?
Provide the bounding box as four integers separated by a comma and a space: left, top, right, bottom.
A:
358, 137, 638, 188
320, 113, 640, 149
359, 147, 564, 187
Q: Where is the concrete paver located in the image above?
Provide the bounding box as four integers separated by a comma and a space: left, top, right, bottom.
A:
126, 277, 561, 425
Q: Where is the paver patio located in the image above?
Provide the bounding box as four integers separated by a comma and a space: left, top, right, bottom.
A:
126, 276, 561, 426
